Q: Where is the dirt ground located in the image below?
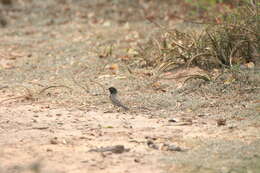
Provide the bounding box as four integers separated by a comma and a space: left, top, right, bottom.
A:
0, 1, 260, 173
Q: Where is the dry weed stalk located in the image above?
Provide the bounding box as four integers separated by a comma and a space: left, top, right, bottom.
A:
0, 85, 73, 105
0, 85, 35, 104
38, 85, 72, 95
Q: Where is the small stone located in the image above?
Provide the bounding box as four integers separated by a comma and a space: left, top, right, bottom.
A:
161, 144, 182, 152
46, 148, 52, 152
147, 140, 159, 150
50, 137, 59, 144
134, 158, 140, 163
217, 118, 226, 126
168, 119, 177, 122
166, 145, 182, 151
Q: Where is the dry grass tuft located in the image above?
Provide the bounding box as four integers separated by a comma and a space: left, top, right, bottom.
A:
135, 3, 259, 72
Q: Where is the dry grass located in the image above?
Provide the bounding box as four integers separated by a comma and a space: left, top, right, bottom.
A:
135, 3, 259, 72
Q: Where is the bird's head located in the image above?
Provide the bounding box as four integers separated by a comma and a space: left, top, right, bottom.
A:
108, 87, 118, 94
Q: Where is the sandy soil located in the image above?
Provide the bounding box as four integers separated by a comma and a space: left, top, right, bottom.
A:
0, 1, 260, 173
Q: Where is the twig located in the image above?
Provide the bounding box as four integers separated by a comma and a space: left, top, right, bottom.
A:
0, 85, 8, 90
153, 38, 162, 55
0, 86, 34, 104
187, 53, 212, 67
71, 75, 90, 93
229, 40, 248, 67
38, 85, 72, 95
89, 79, 106, 94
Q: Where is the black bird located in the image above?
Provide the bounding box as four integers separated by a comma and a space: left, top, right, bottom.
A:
108, 87, 129, 111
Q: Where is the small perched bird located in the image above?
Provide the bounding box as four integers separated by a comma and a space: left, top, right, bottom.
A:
108, 87, 129, 111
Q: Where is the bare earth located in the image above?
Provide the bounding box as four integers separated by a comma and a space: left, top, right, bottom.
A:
0, 1, 260, 173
